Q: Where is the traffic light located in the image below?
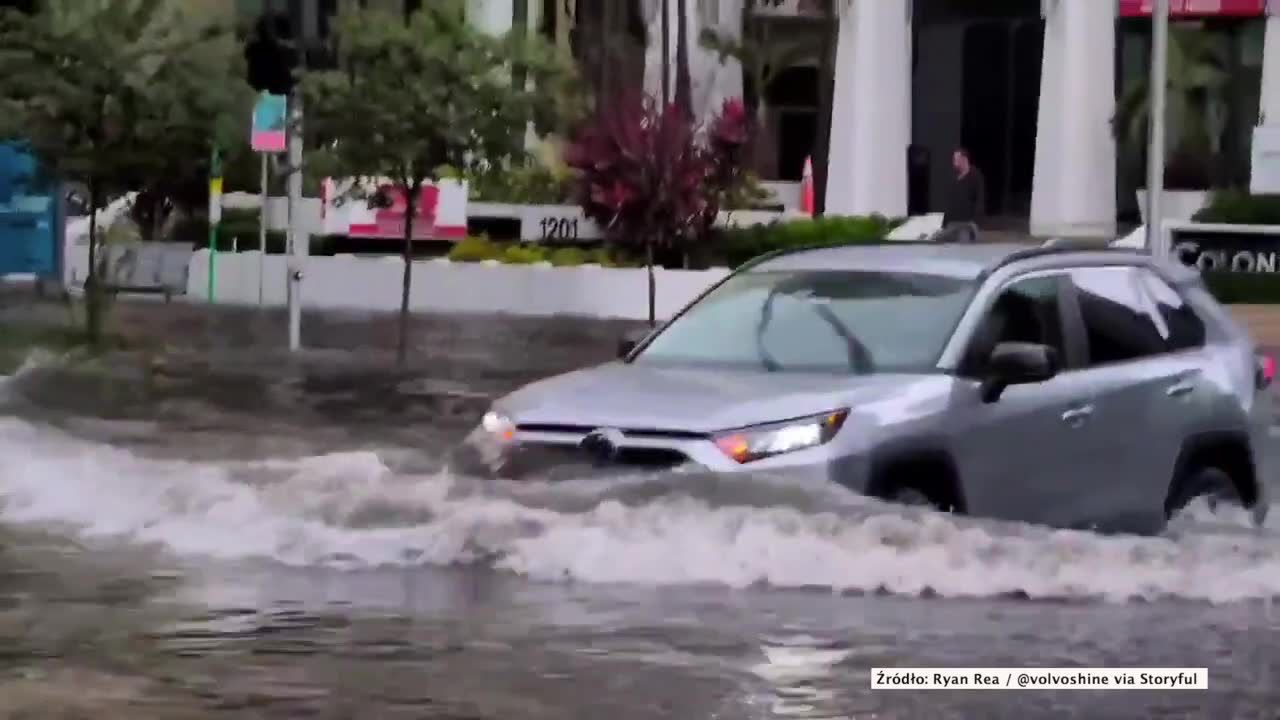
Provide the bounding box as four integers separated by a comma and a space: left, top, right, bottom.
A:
244, 11, 298, 95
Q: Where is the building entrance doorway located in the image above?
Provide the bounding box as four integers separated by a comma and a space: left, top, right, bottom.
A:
912, 0, 1043, 229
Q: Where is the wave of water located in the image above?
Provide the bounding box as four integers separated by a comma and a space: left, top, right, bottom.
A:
0, 416, 1277, 604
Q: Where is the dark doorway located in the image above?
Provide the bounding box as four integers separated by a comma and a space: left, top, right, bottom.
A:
959, 19, 1042, 218
912, 0, 1043, 227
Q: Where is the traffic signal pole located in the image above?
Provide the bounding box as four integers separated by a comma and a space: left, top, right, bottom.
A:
286, 93, 304, 353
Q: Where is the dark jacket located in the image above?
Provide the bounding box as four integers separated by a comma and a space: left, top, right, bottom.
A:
943, 168, 985, 225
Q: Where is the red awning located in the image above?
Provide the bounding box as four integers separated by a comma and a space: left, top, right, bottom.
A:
1118, 0, 1268, 16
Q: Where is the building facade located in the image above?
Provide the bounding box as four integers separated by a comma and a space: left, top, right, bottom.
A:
236, 0, 1280, 237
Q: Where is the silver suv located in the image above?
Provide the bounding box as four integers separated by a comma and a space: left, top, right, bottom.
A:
470, 241, 1273, 534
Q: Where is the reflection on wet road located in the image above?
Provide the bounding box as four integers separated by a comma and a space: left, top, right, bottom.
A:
1, 301, 1280, 718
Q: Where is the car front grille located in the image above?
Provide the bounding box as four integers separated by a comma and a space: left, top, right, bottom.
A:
507, 442, 690, 477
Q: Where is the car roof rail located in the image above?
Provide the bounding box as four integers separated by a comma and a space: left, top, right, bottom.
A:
1039, 237, 1103, 250
734, 238, 944, 272
980, 238, 1147, 278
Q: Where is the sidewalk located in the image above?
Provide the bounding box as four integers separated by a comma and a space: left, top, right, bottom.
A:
1231, 305, 1280, 352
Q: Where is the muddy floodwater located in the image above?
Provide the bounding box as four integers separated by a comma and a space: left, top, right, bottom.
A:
1, 298, 1279, 718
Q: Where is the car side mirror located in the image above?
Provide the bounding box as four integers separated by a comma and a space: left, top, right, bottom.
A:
979, 341, 1059, 403
617, 324, 662, 359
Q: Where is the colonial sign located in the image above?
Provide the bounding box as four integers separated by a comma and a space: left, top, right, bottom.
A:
1171, 229, 1280, 274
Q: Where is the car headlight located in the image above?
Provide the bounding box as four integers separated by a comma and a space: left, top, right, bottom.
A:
712, 410, 848, 464
481, 410, 516, 442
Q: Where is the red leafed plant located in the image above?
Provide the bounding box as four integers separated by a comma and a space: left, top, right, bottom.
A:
565, 89, 751, 325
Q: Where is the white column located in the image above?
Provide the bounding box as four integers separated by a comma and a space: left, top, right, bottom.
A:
824, 0, 911, 218
1260, 6, 1280, 125
1029, 0, 1116, 238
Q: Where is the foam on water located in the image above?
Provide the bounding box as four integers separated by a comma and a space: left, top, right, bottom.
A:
0, 416, 1278, 603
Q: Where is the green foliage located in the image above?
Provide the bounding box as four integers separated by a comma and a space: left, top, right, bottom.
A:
447, 236, 503, 262
722, 171, 773, 210
446, 238, 634, 266
302, 2, 574, 193
1192, 189, 1280, 225
500, 244, 547, 265
301, 1, 574, 362
0, 0, 249, 342
1113, 27, 1229, 189
462, 161, 573, 204
715, 214, 905, 268
548, 247, 588, 266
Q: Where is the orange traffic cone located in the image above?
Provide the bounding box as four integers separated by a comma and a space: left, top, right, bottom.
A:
800, 156, 815, 216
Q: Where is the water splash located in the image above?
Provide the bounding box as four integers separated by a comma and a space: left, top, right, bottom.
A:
0, 417, 1277, 604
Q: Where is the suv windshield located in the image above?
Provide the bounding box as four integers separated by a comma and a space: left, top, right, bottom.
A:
633, 269, 977, 374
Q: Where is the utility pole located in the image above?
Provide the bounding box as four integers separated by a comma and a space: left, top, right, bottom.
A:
286, 92, 304, 352
1144, 0, 1169, 257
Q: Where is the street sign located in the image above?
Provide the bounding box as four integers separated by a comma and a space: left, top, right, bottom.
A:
251, 92, 287, 153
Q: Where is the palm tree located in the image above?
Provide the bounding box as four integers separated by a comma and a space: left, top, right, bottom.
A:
1114, 25, 1230, 190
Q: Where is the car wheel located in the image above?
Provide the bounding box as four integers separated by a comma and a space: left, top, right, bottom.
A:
1165, 465, 1236, 519
885, 485, 936, 509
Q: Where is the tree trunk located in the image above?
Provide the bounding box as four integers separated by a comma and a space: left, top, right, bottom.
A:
397, 186, 417, 366
85, 177, 102, 346
753, 104, 778, 180
812, 0, 837, 215
660, 0, 671, 105
674, 0, 692, 119
646, 241, 656, 327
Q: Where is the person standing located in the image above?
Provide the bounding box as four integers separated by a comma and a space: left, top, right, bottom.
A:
941, 147, 985, 243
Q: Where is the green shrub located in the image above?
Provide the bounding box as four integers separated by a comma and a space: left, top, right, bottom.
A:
500, 244, 547, 264
464, 162, 573, 205
715, 214, 904, 268
1192, 190, 1280, 225
448, 236, 502, 262
548, 247, 587, 266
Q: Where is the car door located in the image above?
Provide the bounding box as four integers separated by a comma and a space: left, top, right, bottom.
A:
1060, 266, 1192, 530
950, 271, 1100, 526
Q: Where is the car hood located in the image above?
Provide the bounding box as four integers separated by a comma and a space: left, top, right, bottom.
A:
495, 361, 949, 434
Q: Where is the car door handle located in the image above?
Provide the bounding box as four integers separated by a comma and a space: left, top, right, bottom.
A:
1166, 382, 1194, 398
1061, 405, 1094, 425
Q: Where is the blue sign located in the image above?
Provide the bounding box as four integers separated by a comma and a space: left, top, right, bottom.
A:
251, 92, 287, 153
0, 143, 59, 278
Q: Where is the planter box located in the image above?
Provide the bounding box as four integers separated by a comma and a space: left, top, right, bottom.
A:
1135, 189, 1210, 225
187, 250, 730, 322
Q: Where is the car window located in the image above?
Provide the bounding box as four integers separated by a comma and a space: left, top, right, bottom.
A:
1135, 269, 1206, 351
1069, 267, 1169, 366
632, 269, 977, 374
963, 274, 1066, 374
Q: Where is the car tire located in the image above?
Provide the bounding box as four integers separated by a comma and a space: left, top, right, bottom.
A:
884, 484, 948, 511
1165, 465, 1236, 519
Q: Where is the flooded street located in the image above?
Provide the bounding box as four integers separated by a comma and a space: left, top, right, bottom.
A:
2, 298, 1280, 718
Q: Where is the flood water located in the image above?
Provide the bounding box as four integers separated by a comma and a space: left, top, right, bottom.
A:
1, 300, 1279, 718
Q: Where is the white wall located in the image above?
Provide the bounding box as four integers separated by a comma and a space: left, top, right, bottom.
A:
184, 251, 729, 322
